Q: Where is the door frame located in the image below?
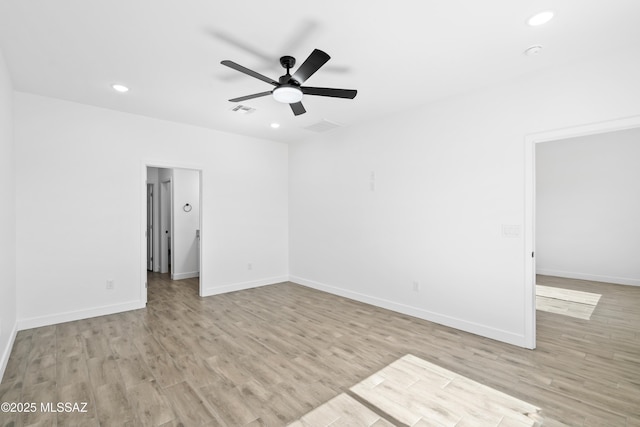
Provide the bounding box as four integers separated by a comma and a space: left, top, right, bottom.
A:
523, 114, 640, 349
160, 178, 172, 275
141, 161, 204, 303
146, 183, 154, 271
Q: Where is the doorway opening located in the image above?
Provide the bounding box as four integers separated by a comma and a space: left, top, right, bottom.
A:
143, 163, 203, 303
524, 115, 640, 348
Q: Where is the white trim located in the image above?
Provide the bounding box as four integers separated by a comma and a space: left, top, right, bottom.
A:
141, 162, 150, 304
201, 276, 289, 297
536, 269, 640, 287
16, 300, 145, 331
524, 114, 640, 349
0, 322, 18, 381
290, 276, 528, 348
525, 116, 640, 145
523, 133, 536, 349
172, 271, 200, 280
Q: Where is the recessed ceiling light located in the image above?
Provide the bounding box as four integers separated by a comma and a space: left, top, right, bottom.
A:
527, 10, 554, 26
112, 84, 129, 93
270, 123, 280, 129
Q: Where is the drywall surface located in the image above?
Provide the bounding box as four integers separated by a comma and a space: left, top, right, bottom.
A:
14, 93, 288, 328
536, 128, 640, 286
0, 48, 16, 380
289, 48, 640, 347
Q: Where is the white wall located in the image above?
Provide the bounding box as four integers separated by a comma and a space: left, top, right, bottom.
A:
289, 48, 640, 347
7, 46, 640, 354
536, 128, 640, 286
0, 48, 16, 379
172, 168, 200, 280
15, 93, 289, 329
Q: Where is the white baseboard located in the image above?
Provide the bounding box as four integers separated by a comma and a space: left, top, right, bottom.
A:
172, 271, 200, 280
17, 300, 146, 331
0, 322, 18, 382
201, 275, 289, 297
289, 275, 528, 348
536, 269, 640, 286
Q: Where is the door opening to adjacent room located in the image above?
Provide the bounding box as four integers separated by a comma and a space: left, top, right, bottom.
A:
145, 165, 203, 302
534, 126, 640, 318
524, 115, 640, 347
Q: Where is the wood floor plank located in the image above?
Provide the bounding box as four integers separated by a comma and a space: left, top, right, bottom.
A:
199, 380, 260, 426
94, 382, 136, 426
56, 380, 98, 426
1, 273, 639, 426
0, 381, 21, 427
117, 353, 155, 389
23, 353, 56, 387
18, 380, 58, 426
127, 380, 176, 426
56, 353, 91, 388
87, 355, 123, 389
141, 353, 184, 389
162, 381, 224, 426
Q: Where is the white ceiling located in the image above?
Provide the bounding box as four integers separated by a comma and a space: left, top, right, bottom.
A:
1, 0, 639, 143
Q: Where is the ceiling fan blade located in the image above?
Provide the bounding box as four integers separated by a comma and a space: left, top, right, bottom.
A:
291, 49, 330, 84
290, 102, 306, 116
301, 86, 357, 99
221, 60, 278, 86
228, 91, 273, 102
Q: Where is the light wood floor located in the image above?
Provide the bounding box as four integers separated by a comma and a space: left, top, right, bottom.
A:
1, 274, 639, 426
536, 284, 602, 320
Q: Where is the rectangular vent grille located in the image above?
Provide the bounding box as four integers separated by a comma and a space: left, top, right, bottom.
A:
304, 119, 342, 133
231, 105, 256, 114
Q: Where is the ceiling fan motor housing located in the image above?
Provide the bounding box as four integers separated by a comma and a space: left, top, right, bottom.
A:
279, 56, 300, 85
279, 75, 298, 85
279, 55, 296, 70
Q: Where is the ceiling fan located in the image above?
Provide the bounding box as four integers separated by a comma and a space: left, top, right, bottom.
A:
221, 49, 357, 116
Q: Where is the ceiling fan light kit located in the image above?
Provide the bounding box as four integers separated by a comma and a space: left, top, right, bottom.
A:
221, 49, 357, 116
272, 85, 303, 103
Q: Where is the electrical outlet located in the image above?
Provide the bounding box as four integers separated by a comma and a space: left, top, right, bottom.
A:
247, 263, 253, 271
106, 280, 115, 290
412, 281, 420, 292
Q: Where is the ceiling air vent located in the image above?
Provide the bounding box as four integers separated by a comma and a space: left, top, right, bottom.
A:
304, 119, 342, 133
231, 105, 256, 114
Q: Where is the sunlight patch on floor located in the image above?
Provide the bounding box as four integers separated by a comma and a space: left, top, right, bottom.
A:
536, 285, 602, 320
288, 354, 542, 426
287, 393, 394, 427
